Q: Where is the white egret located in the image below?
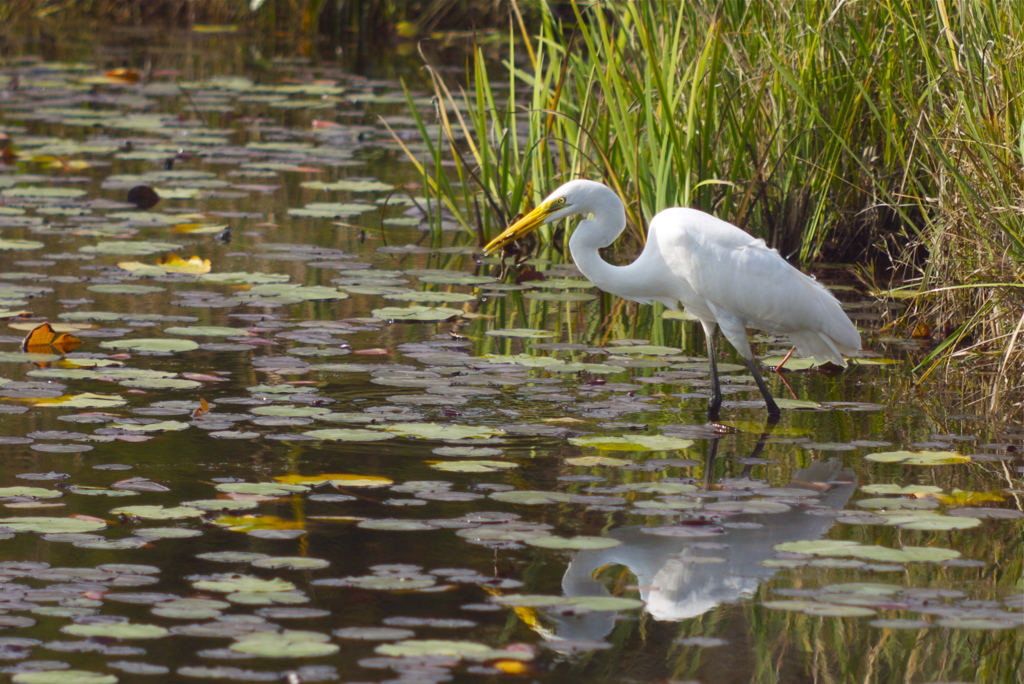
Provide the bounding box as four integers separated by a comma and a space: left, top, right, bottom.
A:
483, 180, 861, 422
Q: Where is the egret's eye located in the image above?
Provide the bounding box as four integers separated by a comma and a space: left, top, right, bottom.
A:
556, 197, 566, 204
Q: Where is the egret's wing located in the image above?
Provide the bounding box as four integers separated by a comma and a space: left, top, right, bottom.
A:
648, 209, 860, 363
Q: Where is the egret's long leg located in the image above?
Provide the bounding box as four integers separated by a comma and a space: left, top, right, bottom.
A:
744, 358, 781, 423
702, 436, 720, 490
704, 330, 722, 422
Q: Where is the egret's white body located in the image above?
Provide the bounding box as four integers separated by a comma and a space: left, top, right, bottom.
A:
484, 179, 861, 421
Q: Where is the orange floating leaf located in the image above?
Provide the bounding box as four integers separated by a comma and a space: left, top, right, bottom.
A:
191, 397, 211, 420
21, 322, 82, 355
105, 68, 142, 83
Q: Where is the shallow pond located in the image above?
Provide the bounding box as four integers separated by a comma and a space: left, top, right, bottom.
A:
0, 27, 1019, 684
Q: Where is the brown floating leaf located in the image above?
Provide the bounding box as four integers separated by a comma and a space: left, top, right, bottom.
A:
127, 185, 161, 209
20, 322, 83, 356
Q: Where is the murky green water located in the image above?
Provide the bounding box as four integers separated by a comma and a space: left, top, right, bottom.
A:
0, 26, 1019, 684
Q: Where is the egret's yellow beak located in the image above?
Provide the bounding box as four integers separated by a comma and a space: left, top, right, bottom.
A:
483, 199, 561, 255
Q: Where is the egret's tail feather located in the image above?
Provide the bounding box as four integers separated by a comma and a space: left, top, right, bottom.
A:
788, 330, 859, 367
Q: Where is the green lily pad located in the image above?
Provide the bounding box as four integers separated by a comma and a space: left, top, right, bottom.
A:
358, 519, 438, 531
869, 619, 931, 629
416, 273, 496, 285
226, 590, 309, 605
565, 596, 645, 611
622, 482, 699, 494
0, 239, 45, 251
859, 484, 945, 495
245, 284, 349, 301
371, 306, 463, 322
342, 575, 436, 590
524, 535, 621, 550
64, 622, 169, 639
214, 483, 310, 496
375, 639, 529, 661
488, 594, 569, 607
569, 435, 695, 451
822, 583, 902, 594
251, 405, 331, 417
379, 423, 500, 440
489, 490, 575, 505
935, 617, 1019, 630
548, 362, 624, 374
87, 284, 166, 295
522, 292, 597, 302
603, 345, 681, 355
198, 272, 291, 284
3, 186, 88, 198
0, 352, 65, 364
80, 241, 180, 255
479, 354, 563, 368
878, 513, 982, 530
775, 398, 822, 410
802, 604, 877, 617
288, 202, 375, 218
301, 179, 394, 192
111, 420, 191, 432
0, 516, 107, 534
485, 328, 557, 339
303, 429, 395, 442
564, 456, 633, 467
385, 291, 477, 303
67, 486, 138, 498
99, 338, 199, 353
164, 326, 244, 336
774, 540, 961, 563
430, 460, 517, 473
193, 574, 297, 593
32, 392, 126, 409
864, 450, 971, 465
13, 671, 118, 684
0, 487, 62, 499
111, 505, 203, 519
230, 630, 339, 657
251, 557, 330, 570
118, 379, 203, 390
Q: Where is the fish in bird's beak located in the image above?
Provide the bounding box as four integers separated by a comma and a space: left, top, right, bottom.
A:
483, 198, 562, 255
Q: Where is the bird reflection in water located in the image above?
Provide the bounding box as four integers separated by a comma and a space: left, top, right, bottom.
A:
547, 433, 856, 644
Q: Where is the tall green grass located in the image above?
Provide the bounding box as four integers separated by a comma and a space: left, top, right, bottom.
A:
400, 0, 1024, 417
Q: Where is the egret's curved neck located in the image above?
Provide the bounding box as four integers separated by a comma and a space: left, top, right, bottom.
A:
567, 218, 631, 295
565, 211, 643, 301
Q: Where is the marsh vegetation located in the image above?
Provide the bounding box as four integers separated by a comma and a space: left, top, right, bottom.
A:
0, 2, 1019, 683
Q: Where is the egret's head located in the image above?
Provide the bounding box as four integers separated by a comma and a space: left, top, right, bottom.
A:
482, 181, 594, 255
